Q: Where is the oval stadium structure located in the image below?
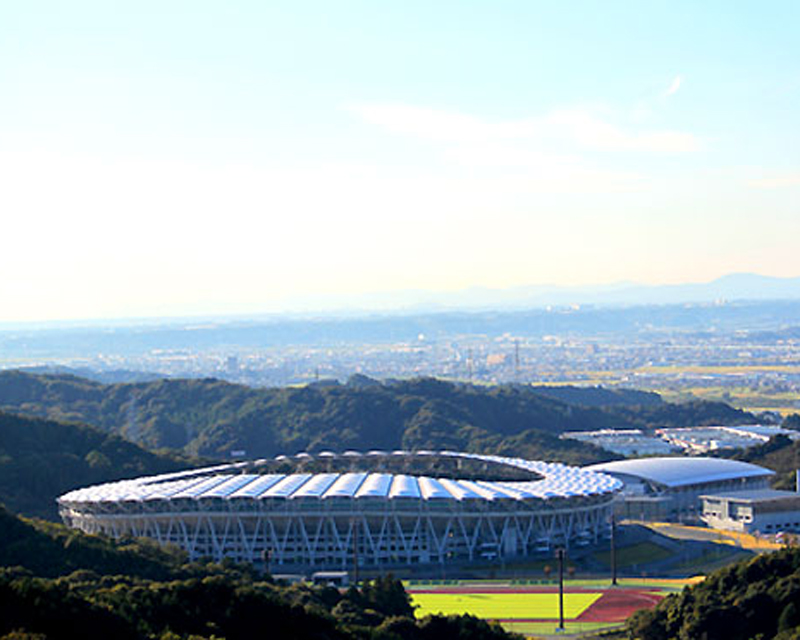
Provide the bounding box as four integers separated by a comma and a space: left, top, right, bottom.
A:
58, 451, 622, 570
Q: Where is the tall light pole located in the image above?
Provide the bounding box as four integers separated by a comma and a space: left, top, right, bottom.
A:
352, 518, 360, 586
556, 546, 565, 631
262, 548, 271, 576
610, 513, 618, 586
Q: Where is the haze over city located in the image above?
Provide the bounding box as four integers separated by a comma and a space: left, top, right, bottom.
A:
2, 1, 799, 323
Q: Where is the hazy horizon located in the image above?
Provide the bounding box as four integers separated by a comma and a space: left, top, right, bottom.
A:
2, 1, 799, 322
1, 271, 799, 328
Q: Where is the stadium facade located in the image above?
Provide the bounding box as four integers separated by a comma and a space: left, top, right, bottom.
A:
585, 457, 774, 522
58, 451, 621, 570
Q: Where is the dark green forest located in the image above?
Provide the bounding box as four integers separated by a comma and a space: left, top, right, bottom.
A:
0, 411, 197, 519
0, 504, 516, 640
0, 371, 753, 462
627, 546, 800, 640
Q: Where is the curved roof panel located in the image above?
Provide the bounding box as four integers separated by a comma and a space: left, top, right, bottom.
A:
355, 473, 393, 498
199, 474, 260, 498
585, 457, 773, 489
389, 475, 420, 499
291, 473, 339, 498
58, 451, 623, 506
324, 472, 368, 498
228, 474, 284, 498
418, 477, 452, 500
262, 473, 312, 498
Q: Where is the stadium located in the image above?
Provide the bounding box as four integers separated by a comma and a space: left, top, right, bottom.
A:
58, 451, 622, 571
585, 457, 774, 522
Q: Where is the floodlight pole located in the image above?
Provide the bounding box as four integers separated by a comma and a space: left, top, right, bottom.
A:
610, 513, 618, 586
262, 548, 271, 576
352, 518, 360, 586
557, 546, 565, 631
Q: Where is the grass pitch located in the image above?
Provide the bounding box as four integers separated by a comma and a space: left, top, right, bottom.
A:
592, 541, 672, 568
411, 592, 601, 620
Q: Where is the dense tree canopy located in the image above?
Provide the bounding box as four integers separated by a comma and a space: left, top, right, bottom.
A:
0, 506, 517, 640
0, 371, 753, 464
627, 547, 800, 640
0, 411, 197, 519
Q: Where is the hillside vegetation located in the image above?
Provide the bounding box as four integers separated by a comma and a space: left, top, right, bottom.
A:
0, 503, 188, 580
0, 505, 515, 640
723, 434, 800, 490
628, 546, 800, 640
0, 411, 197, 519
0, 372, 753, 464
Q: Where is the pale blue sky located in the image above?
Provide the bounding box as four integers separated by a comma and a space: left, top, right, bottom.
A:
1, 1, 799, 321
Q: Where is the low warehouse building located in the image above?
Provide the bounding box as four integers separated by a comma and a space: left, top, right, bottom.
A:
701, 489, 800, 535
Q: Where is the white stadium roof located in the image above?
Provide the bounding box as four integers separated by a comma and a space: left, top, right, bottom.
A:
59, 451, 623, 505
584, 456, 774, 489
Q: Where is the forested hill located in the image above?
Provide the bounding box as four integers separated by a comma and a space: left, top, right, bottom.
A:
722, 433, 800, 490
0, 503, 187, 579
0, 505, 514, 640
0, 411, 196, 519
528, 384, 662, 407
628, 546, 800, 640
0, 371, 753, 463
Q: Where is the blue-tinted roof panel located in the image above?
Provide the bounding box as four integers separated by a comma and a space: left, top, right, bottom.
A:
199, 475, 260, 498
418, 477, 453, 500
389, 475, 420, 499
324, 473, 368, 498
228, 474, 285, 498
170, 476, 233, 499
356, 474, 392, 498
292, 473, 340, 498
262, 474, 313, 498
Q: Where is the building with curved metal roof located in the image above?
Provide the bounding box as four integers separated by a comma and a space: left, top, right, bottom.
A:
585, 457, 774, 522
58, 451, 621, 571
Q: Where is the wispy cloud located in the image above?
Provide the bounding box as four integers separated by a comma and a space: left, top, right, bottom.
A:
348, 103, 701, 154
665, 75, 683, 97
548, 109, 700, 153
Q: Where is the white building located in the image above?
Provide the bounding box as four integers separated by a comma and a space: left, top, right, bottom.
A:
561, 429, 680, 457
585, 457, 774, 522
701, 489, 800, 535
657, 425, 799, 454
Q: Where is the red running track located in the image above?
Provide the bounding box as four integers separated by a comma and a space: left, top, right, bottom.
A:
577, 589, 664, 623
408, 587, 664, 623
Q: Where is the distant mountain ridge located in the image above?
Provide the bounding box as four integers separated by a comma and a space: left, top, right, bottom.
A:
0, 273, 798, 332
277, 272, 800, 314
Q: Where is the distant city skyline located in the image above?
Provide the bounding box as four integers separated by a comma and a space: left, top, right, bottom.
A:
1, 1, 799, 322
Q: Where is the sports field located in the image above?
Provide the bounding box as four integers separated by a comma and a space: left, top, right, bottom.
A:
407, 579, 692, 637
412, 591, 601, 619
